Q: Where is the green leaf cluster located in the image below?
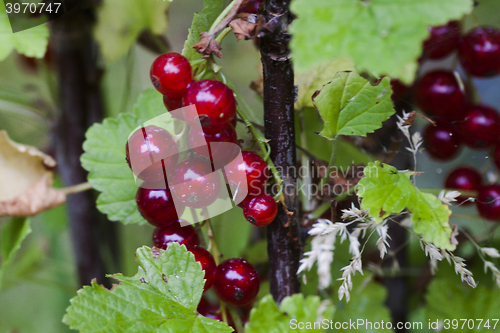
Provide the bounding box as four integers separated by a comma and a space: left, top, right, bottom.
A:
358, 161, 454, 250
63, 244, 233, 333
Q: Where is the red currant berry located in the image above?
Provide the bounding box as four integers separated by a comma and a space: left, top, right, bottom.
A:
197, 296, 220, 319
170, 157, 221, 208
444, 167, 483, 205
126, 125, 179, 182
150, 53, 192, 98
476, 184, 500, 221
136, 187, 185, 227
458, 27, 500, 77
242, 194, 277, 227
152, 222, 200, 249
390, 79, 411, 100
414, 70, 466, 119
214, 258, 260, 306
226, 151, 269, 195
422, 21, 461, 59
492, 145, 500, 171
189, 124, 238, 162
458, 105, 500, 150
189, 246, 217, 291
183, 80, 236, 134
423, 123, 461, 161
163, 95, 184, 112
237, 0, 263, 14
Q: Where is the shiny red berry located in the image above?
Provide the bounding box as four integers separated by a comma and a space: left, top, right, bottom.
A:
190, 246, 217, 291
423, 123, 461, 161
152, 223, 200, 249
183, 80, 236, 134
476, 184, 500, 221
414, 70, 466, 119
188, 124, 239, 162
197, 296, 220, 319
214, 258, 260, 306
126, 125, 179, 182
226, 151, 269, 195
445, 167, 483, 205
458, 27, 500, 77
170, 157, 221, 208
150, 53, 192, 98
163, 95, 184, 112
136, 187, 185, 227
458, 105, 500, 150
242, 194, 277, 227
237, 0, 263, 14
422, 21, 461, 59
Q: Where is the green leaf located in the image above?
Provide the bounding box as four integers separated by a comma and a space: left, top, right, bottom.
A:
246, 294, 334, 333
313, 72, 395, 139
81, 89, 168, 225
0, 1, 49, 61
295, 57, 355, 110
423, 276, 500, 332
358, 162, 454, 250
94, 0, 172, 61
182, 0, 225, 60
290, 0, 473, 83
0, 217, 31, 289
63, 244, 233, 333
332, 275, 393, 332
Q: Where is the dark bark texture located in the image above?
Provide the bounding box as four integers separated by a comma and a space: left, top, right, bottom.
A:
49, 2, 117, 287
260, 0, 301, 303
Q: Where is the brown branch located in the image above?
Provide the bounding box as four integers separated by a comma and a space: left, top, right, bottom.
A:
260, 0, 301, 303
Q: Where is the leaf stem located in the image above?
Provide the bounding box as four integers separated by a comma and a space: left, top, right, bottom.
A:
61, 182, 93, 195
319, 137, 338, 188
205, 218, 221, 265
215, 26, 233, 44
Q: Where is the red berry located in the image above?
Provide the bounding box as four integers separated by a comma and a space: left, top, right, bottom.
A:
188, 124, 239, 162
136, 187, 185, 227
214, 258, 260, 306
458, 27, 500, 77
183, 80, 236, 134
422, 21, 461, 59
170, 157, 221, 208
445, 167, 483, 205
152, 223, 200, 249
476, 184, 500, 221
423, 123, 461, 161
150, 53, 192, 98
190, 246, 217, 291
226, 151, 269, 196
126, 125, 179, 182
237, 0, 263, 14
163, 95, 184, 112
242, 194, 277, 227
414, 70, 466, 119
458, 105, 500, 150
390, 79, 411, 100
197, 296, 220, 319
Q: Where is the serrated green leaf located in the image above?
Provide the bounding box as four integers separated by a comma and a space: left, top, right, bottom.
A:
0, 217, 31, 289
63, 244, 233, 333
94, 0, 172, 61
0, 0, 49, 61
81, 89, 169, 225
313, 72, 395, 139
423, 276, 500, 332
246, 294, 333, 333
409, 191, 453, 251
290, 0, 473, 83
295, 57, 355, 109
182, 0, 225, 60
358, 162, 455, 250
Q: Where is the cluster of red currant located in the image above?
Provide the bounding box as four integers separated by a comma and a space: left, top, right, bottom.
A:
124, 51, 281, 321
392, 23, 500, 221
